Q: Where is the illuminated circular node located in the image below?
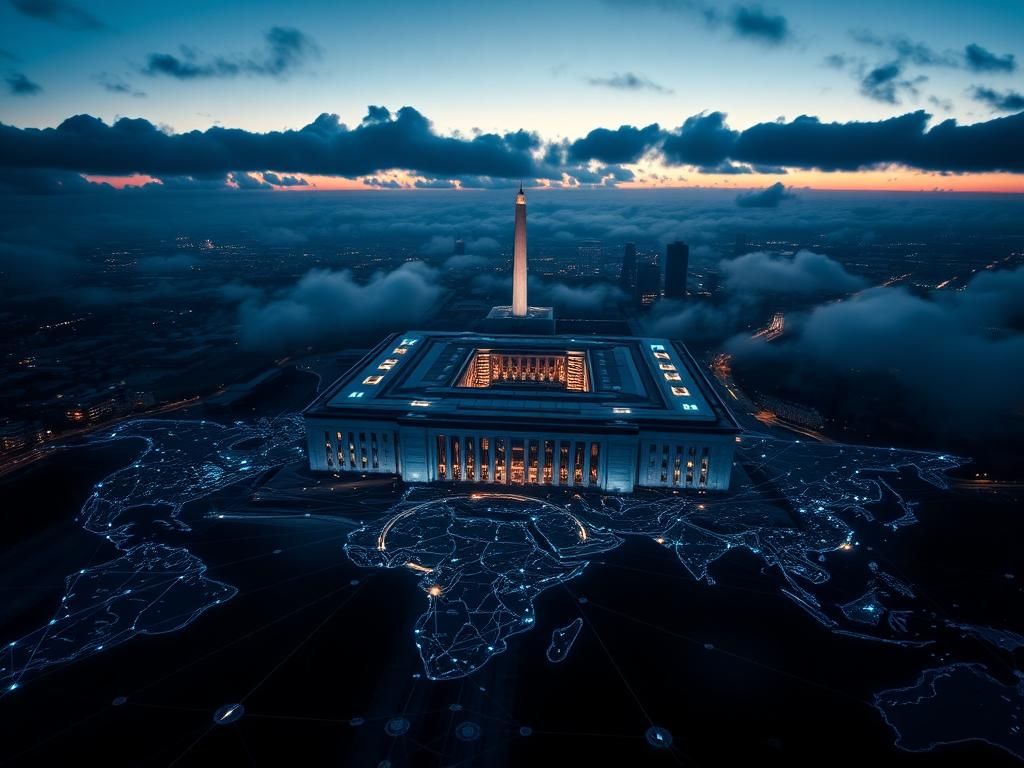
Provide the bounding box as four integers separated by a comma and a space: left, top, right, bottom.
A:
427, 585, 443, 597
449, 703, 463, 712
212, 703, 245, 725
350, 579, 361, 586
112, 695, 127, 706
645, 726, 673, 749
349, 716, 365, 727
703, 642, 714, 650
455, 721, 481, 742
384, 717, 411, 737
519, 726, 533, 737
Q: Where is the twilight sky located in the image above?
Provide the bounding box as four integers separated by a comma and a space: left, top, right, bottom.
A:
1, 0, 1022, 191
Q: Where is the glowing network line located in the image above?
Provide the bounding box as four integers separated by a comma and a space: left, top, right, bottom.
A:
2, 416, 305, 694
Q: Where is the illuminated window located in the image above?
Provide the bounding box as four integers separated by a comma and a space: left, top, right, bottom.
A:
612, 407, 631, 414
671, 386, 690, 396
378, 358, 399, 371
650, 344, 665, 351
495, 438, 506, 483
347, 391, 364, 398
410, 400, 431, 407
659, 363, 677, 371
436, 435, 447, 479
664, 372, 682, 381
392, 347, 408, 354
654, 351, 670, 360
682, 403, 699, 411
363, 375, 383, 385
400, 338, 418, 346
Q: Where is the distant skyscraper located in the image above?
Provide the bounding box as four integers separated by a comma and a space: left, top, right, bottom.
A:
620, 242, 637, 291
512, 185, 528, 316
576, 239, 602, 276
664, 241, 689, 300
454, 238, 465, 256
636, 263, 661, 306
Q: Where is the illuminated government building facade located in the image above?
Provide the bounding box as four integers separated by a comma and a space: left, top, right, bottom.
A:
303, 187, 739, 493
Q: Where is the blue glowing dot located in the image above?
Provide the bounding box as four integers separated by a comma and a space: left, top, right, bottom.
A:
9, 682, 19, 691
449, 703, 463, 711
384, 717, 411, 737
349, 717, 365, 727
112, 695, 127, 706
519, 726, 533, 737
455, 721, 481, 742
645, 726, 673, 749
213, 703, 244, 725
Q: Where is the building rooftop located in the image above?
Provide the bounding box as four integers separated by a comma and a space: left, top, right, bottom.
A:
305, 330, 739, 434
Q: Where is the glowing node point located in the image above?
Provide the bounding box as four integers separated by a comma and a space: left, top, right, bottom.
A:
213, 703, 245, 725
349, 716, 365, 727
112, 695, 127, 706
384, 717, 411, 737
519, 726, 533, 737
645, 726, 673, 748
455, 721, 481, 741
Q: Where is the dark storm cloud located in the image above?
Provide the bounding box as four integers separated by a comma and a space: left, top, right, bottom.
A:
0, 167, 111, 193
610, 1, 792, 46
1, 106, 1023, 185
9, 0, 104, 29
661, 112, 739, 169
237, 262, 444, 352
728, 267, 1024, 436
735, 181, 794, 208
0, 107, 542, 179
970, 86, 1024, 113
964, 43, 1016, 73
142, 27, 319, 80
262, 171, 308, 187
5, 71, 42, 95
859, 62, 926, 104
730, 5, 790, 45
586, 72, 673, 94
568, 123, 662, 164
732, 110, 1024, 173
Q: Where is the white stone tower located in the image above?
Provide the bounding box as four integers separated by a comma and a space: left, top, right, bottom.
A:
512, 184, 528, 317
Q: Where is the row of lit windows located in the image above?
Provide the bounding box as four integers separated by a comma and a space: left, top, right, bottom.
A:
646, 443, 711, 487
348, 337, 420, 398
324, 429, 389, 471
434, 434, 601, 486
651, 343, 698, 410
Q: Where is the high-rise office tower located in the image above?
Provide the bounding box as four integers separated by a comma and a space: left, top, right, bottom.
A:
636, 263, 661, 306
664, 240, 689, 300
620, 242, 637, 291
512, 185, 528, 316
